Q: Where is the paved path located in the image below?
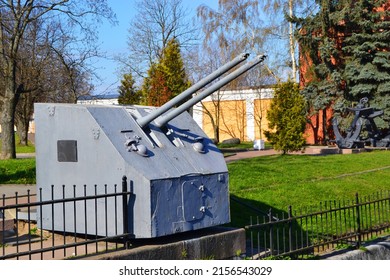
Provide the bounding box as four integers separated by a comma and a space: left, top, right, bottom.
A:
0, 184, 36, 197
16, 153, 35, 159
224, 146, 340, 163
224, 149, 281, 163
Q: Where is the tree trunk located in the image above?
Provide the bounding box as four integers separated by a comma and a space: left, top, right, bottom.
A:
289, 0, 297, 81
209, 113, 220, 144
322, 108, 327, 145
214, 125, 220, 144
15, 92, 33, 146
1, 89, 17, 159
308, 114, 319, 145
16, 119, 29, 146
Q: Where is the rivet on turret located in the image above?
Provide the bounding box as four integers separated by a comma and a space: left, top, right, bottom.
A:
193, 142, 205, 153
136, 144, 148, 157
48, 106, 55, 116
92, 128, 100, 140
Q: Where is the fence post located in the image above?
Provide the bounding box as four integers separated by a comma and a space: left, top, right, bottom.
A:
355, 193, 361, 248
122, 176, 130, 249
288, 205, 293, 252
269, 208, 273, 256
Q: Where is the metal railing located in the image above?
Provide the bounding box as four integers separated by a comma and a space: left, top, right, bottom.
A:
2, 179, 389, 260
245, 191, 390, 259
1, 176, 133, 260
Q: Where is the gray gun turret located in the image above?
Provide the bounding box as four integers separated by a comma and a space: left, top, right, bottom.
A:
34, 53, 266, 239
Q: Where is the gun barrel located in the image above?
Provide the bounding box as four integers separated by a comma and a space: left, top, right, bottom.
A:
154, 54, 266, 128
136, 53, 250, 128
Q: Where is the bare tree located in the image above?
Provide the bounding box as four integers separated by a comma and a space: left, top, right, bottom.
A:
197, 0, 282, 87
124, 0, 198, 80
201, 91, 222, 143
188, 44, 225, 143
194, 1, 274, 143
49, 23, 97, 103
0, 0, 115, 159
14, 17, 104, 146
261, 0, 316, 81
14, 18, 48, 146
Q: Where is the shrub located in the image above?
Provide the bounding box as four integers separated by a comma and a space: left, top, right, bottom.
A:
264, 80, 306, 154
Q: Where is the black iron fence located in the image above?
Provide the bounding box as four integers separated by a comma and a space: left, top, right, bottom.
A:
245, 191, 390, 259
0, 176, 133, 260
2, 178, 389, 260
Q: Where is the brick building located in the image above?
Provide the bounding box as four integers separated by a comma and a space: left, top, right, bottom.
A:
299, 1, 390, 145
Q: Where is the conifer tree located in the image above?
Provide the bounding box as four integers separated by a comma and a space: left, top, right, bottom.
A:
295, 0, 346, 143
264, 81, 307, 154
118, 73, 142, 105
160, 39, 191, 102
342, 1, 390, 127
141, 39, 190, 107
142, 63, 171, 106
297, 0, 390, 135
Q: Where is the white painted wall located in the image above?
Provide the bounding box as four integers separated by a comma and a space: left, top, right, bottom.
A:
193, 87, 274, 141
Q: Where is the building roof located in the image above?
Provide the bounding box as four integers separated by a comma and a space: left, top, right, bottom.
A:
78, 94, 119, 101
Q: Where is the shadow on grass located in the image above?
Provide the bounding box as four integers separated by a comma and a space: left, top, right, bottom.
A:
0, 159, 36, 184
229, 194, 312, 259
229, 194, 290, 228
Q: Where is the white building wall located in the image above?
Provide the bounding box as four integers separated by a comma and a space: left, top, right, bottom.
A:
193, 87, 274, 141
77, 98, 118, 105
193, 102, 203, 130
246, 97, 255, 140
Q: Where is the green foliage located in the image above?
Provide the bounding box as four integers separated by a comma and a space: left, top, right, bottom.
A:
160, 39, 191, 102
29, 227, 39, 236
141, 38, 190, 107
341, 1, 390, 124
334, 243, 354, 250
181, 249, 188, 259
297, 0, 390, 133
264, 81, 306, 154
263, 255, 291, 260
118, 73, 142, 105
142, 62, 171, 106
358, 246, 368, 252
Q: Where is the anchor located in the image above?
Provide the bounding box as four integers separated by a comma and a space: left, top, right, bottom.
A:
332, 97, 390, 149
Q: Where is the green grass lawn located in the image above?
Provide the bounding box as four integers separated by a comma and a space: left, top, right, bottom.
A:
14, 143, 35, 153
228, 150, 390, 227
0, 158, 36, 184
0, 134, 35, 153
0, 134, 36, 184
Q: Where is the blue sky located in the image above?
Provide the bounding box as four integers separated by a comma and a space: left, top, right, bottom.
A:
94, 0, 218, 96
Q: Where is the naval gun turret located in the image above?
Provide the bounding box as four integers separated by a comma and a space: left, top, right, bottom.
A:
34, 53, 266, 238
